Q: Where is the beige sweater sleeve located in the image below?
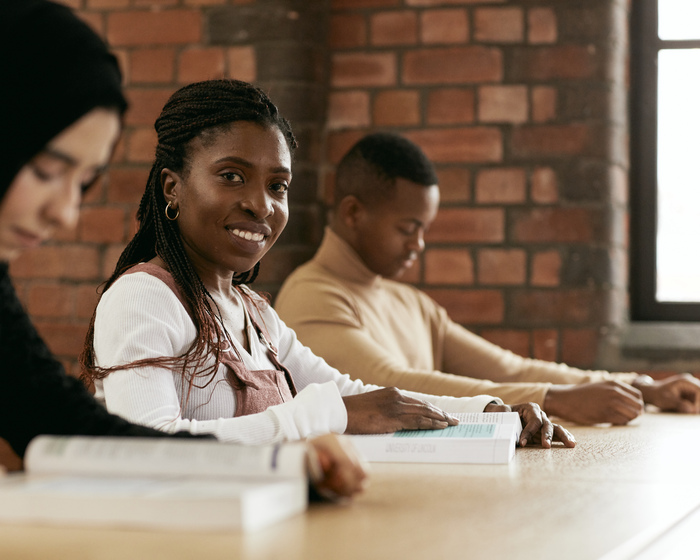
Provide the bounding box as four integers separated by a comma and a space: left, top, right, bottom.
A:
431, 297, 638, 400
276, 271, 637, 408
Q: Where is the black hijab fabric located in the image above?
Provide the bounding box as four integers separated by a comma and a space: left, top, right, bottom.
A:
0, 0, 127, 199
0, 1, 205, 457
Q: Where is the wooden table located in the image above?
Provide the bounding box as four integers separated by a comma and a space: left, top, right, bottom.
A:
2, 413, 700, 560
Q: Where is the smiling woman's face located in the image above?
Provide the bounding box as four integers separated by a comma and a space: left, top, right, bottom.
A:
161, 120, 292, 286
0, 108, 120, 262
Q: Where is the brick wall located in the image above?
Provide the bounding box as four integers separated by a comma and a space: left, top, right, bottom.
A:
324, 0, 629, 370
9, 0, 629, 377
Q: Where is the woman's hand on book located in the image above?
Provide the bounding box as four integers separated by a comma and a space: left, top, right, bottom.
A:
485, 402, 576, 449
306, 434, 369, 501
342, 387, 459, 434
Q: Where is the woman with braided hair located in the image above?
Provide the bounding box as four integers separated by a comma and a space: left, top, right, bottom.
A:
82, 79, 575, 449
0, 1, 367, 499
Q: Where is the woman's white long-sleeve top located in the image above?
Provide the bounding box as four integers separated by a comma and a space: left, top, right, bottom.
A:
93, 272, 499, 445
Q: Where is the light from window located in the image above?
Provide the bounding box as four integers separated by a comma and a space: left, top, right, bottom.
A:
656, 49, 700, 302
659, 0, 700, 40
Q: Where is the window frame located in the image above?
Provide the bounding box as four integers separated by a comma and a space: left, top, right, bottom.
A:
630, 0, 700, 321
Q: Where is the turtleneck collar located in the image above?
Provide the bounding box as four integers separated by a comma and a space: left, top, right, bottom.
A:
313, 227, 382, 286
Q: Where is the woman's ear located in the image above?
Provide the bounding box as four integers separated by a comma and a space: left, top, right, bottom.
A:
161, 168, 181, 205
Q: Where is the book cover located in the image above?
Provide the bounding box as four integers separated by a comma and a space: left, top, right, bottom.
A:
350, 412, 522, 464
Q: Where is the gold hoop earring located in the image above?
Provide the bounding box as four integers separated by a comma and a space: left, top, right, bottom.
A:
165, 201, 179, 221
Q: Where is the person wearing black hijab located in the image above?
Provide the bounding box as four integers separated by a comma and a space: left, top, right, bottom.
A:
0, 1, 368, 499
0, 0, 197, 458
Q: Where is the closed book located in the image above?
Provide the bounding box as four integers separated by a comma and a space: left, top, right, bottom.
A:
0, 436, 308, 531
350, 412, 522, 464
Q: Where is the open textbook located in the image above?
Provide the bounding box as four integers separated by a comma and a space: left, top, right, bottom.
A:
350, 412, 522, 464
0, 436, 308, 532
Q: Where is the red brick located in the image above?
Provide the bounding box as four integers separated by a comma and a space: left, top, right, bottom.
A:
107, 167, 151, 204
512, 46, 597, 80
127, 128, 158, 164
532, 86, 557, 123
328, 91, 371, 130
512, 208, 595, 243
35, 322, 89, 358
425, 249, 474, 285
78, 207, 126, 243
327, 131, 367, 164
427, 89, 475, 125
87, 0, 129, 8
436, 168, 470, 203
57, 0, 82, 8
528, 8, 557, 44
76, 11, 104, 36
52, 221, 79, 243
407, 0, 503, 5
184, 0, 227, 5
404, 47, 502, 84
478, 249, 526, 285
428, 208, 504, 243
511, 124, 590, 158
426, 289, 504, 324
111, 135, 127, 164
227, 47, 256, 83
103, 243, 128, 278
10, 246, 100, 280
533, 329, 558, 362
561, 328, 599, 367
371, 11, 417, 46
76, 284, 102, 320
330, 14, 367, 49
134, 0, 178, 6
130, 48, 175, 84
373, 90, 420, 126
27, 283, 75, 318
406, 128, 502, 163
107, 10, 201, 47
531, 250, 561, 287
420, 9, 468, 44
531, 167, 558, 204
178, 47, 226, 83
333, 0, 398, 8
511, 290, 602, 325
474, 7, 524, 43
124, 88, 174, 127
332, 53, 397, 87
478, 85, 528, 124
476, 168, 526, 204
480, 329, 530, 357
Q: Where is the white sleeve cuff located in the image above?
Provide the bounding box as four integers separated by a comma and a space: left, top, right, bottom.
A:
268, 381, 347, 440
401, 391, 503, 414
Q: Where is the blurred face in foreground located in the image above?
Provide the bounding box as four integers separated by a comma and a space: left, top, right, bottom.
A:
0, 108, 120, 261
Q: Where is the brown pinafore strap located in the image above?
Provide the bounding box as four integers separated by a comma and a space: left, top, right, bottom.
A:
122, 263, 296, 416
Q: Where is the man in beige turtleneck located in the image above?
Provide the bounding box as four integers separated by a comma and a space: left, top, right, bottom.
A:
276, 132, 700, 424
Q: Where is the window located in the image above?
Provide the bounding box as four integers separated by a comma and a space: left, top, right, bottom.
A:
631, 0, 700, 320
